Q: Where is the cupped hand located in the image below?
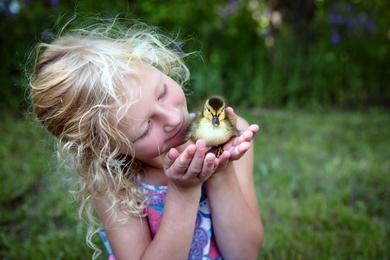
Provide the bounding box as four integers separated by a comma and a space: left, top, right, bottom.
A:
213, 107, 259, 173
163, 139, 219, 190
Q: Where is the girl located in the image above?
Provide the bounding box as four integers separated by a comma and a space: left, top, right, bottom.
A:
29, 17, 263, 259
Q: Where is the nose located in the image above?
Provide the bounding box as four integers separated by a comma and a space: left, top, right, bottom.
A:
158, 104, 181, 133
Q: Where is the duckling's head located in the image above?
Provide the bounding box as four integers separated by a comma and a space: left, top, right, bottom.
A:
203, 97, 226, 127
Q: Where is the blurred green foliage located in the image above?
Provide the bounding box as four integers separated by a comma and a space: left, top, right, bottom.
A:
1, 109, 389, 259
1, 1, 390, 258
0, 115, 98, 258
1, 0, 389, 112
250, 108, 390, 259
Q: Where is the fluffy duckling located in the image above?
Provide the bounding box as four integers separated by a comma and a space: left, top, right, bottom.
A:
185, 96, 238, 157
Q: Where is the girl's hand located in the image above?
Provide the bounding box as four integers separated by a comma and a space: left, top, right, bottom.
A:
163, 140, 218, 191
213, 107, 259, 173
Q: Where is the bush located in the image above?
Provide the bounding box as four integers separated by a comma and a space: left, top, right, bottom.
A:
1, 0, 389, 110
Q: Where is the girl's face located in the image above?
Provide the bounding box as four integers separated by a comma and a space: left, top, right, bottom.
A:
117, 65, 190, 161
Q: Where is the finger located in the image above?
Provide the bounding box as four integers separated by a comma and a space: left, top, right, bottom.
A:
240, 129, 255, 143
232, 127, 256, 147
238, 124, 259, 138
198, 153, 217, 179
226, 107, 237, 125
229, 142, 251, 161
163, 148, 180, 171
238, 124, 259, 133
169, 144, 196, 174
187, 140, 207, 176
213, 151, 230, 173
248, 124, 260, 137
217, 150, 230, 162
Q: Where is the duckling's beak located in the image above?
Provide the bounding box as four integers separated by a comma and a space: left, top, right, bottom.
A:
212, 115, 220, 126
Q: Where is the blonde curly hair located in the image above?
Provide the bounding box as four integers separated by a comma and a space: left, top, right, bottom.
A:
28, 16, 191, 258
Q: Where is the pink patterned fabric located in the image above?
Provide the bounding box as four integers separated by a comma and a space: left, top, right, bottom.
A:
99, 180, 223, 260
139, 180, 222, 260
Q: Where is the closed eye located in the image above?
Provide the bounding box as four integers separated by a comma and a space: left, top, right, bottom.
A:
134, 120, 152, 142
158, 83, 167, 100
135, 82, 165, 143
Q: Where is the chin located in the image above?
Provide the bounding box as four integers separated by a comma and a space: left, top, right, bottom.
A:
162, 137, 186, 153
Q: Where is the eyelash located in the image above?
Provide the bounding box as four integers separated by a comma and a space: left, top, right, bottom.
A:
138, 84, 167, 141
138, 120, 152, 140
138, 84, 168, 139
159, 84, 168, 100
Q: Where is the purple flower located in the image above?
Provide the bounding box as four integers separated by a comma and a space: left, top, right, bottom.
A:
188, 248, 203, 260
218, 0, 240, 31
192, 229, 207, 248
328, 14, 344, 24
331, 31, 341, 45
49, 0, 60, 8
364, 20, 375, 34
345, 3, 354, 13
327, 1, 376, 43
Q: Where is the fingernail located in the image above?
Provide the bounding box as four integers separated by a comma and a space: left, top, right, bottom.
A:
167, 149, 174, 159
188, 146, 196, 155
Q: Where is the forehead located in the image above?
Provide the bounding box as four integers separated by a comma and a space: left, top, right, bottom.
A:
124, 65, 161, 105
114, 65, 161, 124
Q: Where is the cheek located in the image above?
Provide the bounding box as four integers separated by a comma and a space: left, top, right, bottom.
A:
134, 134, 165, 158
173, 91, 187, 110
167, 79, 186, 104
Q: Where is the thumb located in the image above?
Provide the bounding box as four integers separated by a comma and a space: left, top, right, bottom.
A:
226, 107, 238, 125
163, 148, 179, 170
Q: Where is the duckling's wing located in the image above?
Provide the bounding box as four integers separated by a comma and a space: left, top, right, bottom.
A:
227, 115, 239, 136
184, 117, 200, 141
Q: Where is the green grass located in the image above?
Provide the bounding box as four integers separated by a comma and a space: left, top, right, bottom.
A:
1, 109, 389, 259
0, 115, 100, 259
246, 108, 390, 259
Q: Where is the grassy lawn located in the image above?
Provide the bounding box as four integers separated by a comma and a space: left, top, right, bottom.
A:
0, 114, 98, 259
247, 108, 390, 259
1, 109, 389, 259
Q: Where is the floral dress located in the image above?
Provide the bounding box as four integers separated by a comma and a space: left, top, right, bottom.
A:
99, 179, 223, 260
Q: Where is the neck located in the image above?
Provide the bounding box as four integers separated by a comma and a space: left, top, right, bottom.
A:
141, 155, 164, 169
138, 142, 191, 186
140, 157, 168, 186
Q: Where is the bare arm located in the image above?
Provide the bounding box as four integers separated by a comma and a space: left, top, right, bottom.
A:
94, 140, 218, 260
205, 112, 264, 259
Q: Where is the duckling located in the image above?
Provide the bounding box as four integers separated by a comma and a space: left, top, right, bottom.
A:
185, 96, 238, 157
